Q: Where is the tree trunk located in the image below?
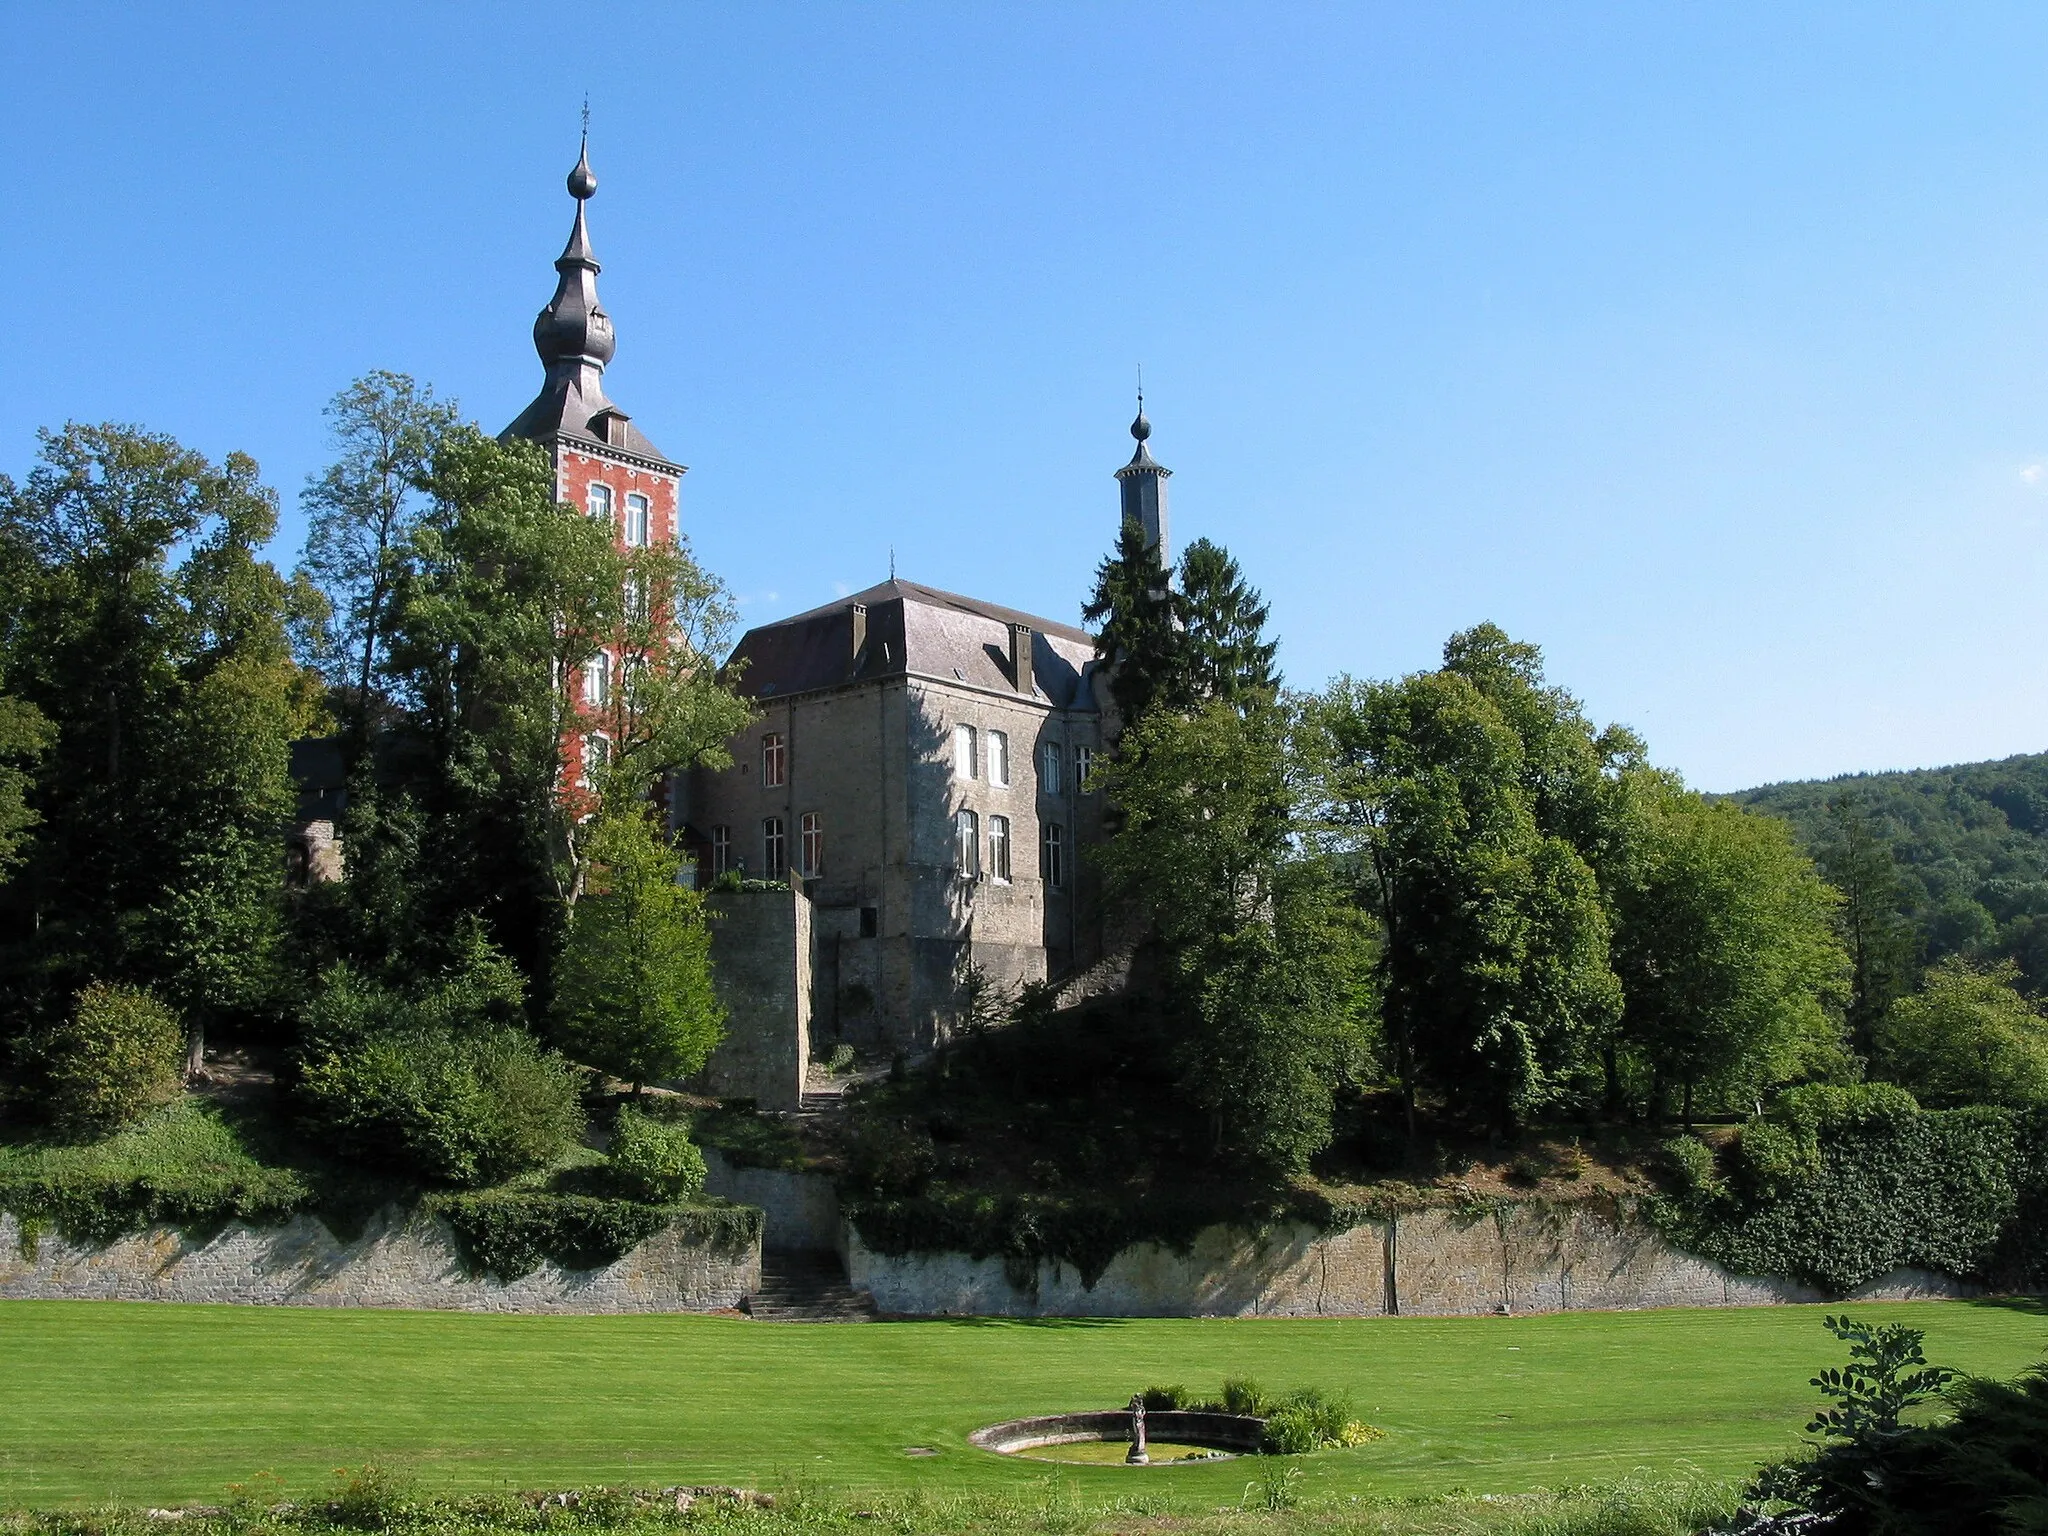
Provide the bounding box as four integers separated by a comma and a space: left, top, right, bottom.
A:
184, 1021, 206, 1083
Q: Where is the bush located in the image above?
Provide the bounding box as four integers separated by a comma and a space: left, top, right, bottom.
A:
299, 1025, 584, 1188
1140, 1384, 1191, 1411
0, 1098, 310, 1246
40, 983, 184, 1137
1221, 1377, 1270, 1416
428, 1190, 759, 1281
1663, 1134, 1722, 1197
1261, 1387, 1357, 1454
609, 1106, 706, 1201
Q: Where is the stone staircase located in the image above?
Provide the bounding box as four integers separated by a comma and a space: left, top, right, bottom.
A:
743, 1249, 878, 1322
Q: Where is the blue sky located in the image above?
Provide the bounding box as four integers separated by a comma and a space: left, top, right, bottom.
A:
5, 3, 2048, 791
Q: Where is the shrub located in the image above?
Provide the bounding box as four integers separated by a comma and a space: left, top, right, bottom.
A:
299, 1025, 584, 1188
609, 1106, 706, 1201
1222, 1377, 1270, 1416
1140, 1384, 1191, 1411
1261, 1387, 1357, 1453
41, 983, 184, 1137
428, 1190, 759, 1281
1663, 1134, 1721, 1197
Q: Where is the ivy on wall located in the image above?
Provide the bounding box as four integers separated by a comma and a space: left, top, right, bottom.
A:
427, 1191, 761, 1282
1653, 1086, 2048, 1295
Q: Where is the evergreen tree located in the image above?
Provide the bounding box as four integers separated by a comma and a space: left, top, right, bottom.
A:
1811, 793, 1917, 1058
1081, 517, 1175, 728
554, 814, 724, 1092
1171, 537, 1278, 707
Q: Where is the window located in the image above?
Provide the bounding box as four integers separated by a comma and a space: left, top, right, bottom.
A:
762, 731, 786, 787
953, 723, 977, 780
955, 808, 980, 879
988, 814, 1011, 882
624, 492, 651, 548
580, 730, 610, 789
1039, 740, 1062, 794
711, 825, 732, 876
1074, 745, 1095, 792
622, 652, 647, 703
1040, 821, 1065, 891
762, 817, 787, 880
624, 574, 648, 624
587, 482, 614, 520
987, 730, 1009, 788
800, 811, 824, 878
583, 651, 611, 709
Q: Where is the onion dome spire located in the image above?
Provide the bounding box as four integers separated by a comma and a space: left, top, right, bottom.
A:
502, 129, 671, 463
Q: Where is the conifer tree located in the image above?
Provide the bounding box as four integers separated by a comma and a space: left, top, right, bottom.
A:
1172, 537, 1278, 707
1081, 517, 1176, 728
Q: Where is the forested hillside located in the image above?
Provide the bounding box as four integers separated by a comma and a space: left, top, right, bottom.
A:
1731, 751, 2048, 996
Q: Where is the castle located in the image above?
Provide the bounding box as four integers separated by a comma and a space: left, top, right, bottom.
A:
497, 144, 1172, 1102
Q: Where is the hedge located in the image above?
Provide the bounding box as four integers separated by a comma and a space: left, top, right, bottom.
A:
426, 1190, 761, 1282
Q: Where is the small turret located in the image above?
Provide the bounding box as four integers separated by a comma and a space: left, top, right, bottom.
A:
1113, 391, 1171, 563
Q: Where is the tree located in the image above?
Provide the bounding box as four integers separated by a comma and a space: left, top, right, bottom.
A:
1081, 516, 1176, 728
0, 424, 322, 1046
1811, 794, 1917, 1058
0, 697, 50, 877
1172, 538, 1278, 707
1092, 697, 1361, 1170
297, 372, 459, 728
553, 813, 725, 1093
1874, 957, 2048, 1108
38, 982, 184, 1137
1608, 781, 1848, 1126
1307, 661, 1620, 1135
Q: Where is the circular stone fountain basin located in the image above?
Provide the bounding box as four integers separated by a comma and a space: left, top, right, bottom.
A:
969, 1411, 1266, 1464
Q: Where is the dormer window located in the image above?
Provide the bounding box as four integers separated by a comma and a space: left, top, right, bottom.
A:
587, 483, 614, 521
624, 493, 651, 547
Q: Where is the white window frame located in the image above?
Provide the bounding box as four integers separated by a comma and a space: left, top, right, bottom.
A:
587, 482, 614, 521
583, 651, 611, 709
624, 492, 651, 548
1039, 740, 1062, 795
763, 816, 787, 880
624, 573, 648, 624
1041, 820, 1064, 890
988, 729, 1009, 788
762, 731, 787, 787
955, 808, 980, 879
1074, 745, 1095, 792
711, 825, 731, 876
988, 814, 1011, 882
800, 811, 824, 878
954, 723, 978, 781
580, 730, 610, 789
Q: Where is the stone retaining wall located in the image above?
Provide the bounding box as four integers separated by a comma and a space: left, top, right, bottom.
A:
701, 1149, 842, 1251
0, 1206, 761, 1313
846, 1202, 1982, 1317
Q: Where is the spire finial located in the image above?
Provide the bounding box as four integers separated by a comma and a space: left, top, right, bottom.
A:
568, 104, 597, 200
1131, 366, 1151, 443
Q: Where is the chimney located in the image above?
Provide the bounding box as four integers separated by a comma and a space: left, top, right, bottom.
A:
1008, 623, 1032, 694
850, 603, 869, 676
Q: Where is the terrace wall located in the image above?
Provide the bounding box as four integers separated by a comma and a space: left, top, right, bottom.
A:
0, 1205, 760, 1313
845, 1203, 1981, 1317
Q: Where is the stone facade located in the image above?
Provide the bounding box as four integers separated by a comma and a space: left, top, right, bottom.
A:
698, 888, 812, 1110
701, 1148, 844, 1251
682, 582, 1110, 1055
842, 1203, 1984, 1318
0, 1206, 760, 1313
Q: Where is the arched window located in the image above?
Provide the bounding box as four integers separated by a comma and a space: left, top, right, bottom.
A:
1038, 740, 1062, 795
953, 723, 977, 780
955, 808, 980, 879
762, 732, 786, 787
587, 483, 614, 521
624, 492, 651, 547
987, 730, 1010, 788
988, 814, 1011, 882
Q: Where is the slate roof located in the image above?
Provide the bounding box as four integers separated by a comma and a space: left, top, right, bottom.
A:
725, 579, 1100, 710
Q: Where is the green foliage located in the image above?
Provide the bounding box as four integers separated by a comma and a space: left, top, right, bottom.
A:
37, 983, 185, 1137
427, 1190, 757, 1282
1081, 515, 1176, 726
1876, 957, 2048, 1108
0, 695, 51, 877
607, 1106, 706, 1202
1804, 1314, 1957, 1440
554, 815, 723, 1088
1810, 794, 1919, 1056
686, 1101, 808, 1173
1261, 1387, 1357, 1454
1655, 1088, 2046, 1293
1221, 1377, 1270, 1416
1608, 781, 1849, 1123
296, 941, 582, 1188
1733, 752, 2048, 1001
0, 1098, 310, 1247
1140, 1384, 1191, 1411
0, 421, 322, 1040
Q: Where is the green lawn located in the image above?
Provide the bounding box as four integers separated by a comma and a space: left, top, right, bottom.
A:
0, 1298, 2042, 1508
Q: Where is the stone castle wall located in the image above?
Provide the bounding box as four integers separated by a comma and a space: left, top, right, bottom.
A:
700, 887, 812, 1110
0, 1206, 760, 1313
845, 1202, 1981, 1318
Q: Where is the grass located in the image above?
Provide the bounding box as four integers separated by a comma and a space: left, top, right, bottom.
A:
0, 1298, 2041, 1509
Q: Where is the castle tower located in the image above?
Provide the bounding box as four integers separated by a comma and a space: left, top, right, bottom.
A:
503, 136, 685, 552
1112, 394, 1170, 564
